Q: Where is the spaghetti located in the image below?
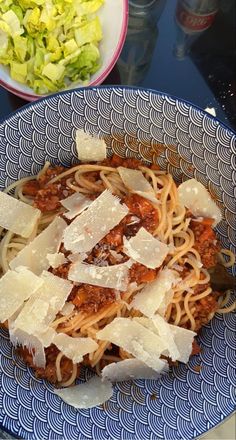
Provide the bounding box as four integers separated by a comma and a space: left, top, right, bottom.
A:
0, 154, 234, 387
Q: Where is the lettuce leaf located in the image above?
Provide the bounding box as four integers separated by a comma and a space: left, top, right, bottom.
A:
75, 16, 102, 47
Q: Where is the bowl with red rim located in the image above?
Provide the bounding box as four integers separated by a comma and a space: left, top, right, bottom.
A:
0, 0, 128, 102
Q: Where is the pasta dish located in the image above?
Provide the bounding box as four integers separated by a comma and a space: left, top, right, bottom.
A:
0, 130, 234, 408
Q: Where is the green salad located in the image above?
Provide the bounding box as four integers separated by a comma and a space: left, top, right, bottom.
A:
0, 0, 104, 94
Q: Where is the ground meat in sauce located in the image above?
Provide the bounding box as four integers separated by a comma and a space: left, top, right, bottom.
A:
101, 155, 142, 169
123, 194, 158, 233
23, 166, 72, 212
17, 345, 80, 384
51, 263, 71, 279
71, 285, 116, 314
193, 291, 219, 331
129, 262, 157, 284
190, 220, 220, 268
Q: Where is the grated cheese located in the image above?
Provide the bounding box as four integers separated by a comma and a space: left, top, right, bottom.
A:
131, 268, 180, 318
53, 333, 98, 364
63, 190, 129, 253
68, 261, 130, 291
0, 268, 43, 323
123, 227, 169, 269
54, 376, 113, 409
46, 252, 68, 269
178, 179, 222, 226
10, 217, 67, 275
118, 167, 159, 204
96, 317, 168, 371
76, 129, 107, 162
0, 191, 41, 238
60, 192, 92, 220
101, 358, 168, 382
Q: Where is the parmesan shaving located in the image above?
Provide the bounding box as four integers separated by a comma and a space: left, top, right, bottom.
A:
10, 328, 46, 368
135, 316, 180, 361
178, 179, 222, 226
131, 268, 180, 317
134, 316, 196, 364
10, 217, 67, 275
131, 268, 178, 318
96, 317, 168, 371
123, 227, 169, 269
60, 192, 92, 220
0, 191, 41, 238
101, 358, 168, 382
63, 190, 129, 253
54, 376, 113, 409
118, 167, 159, 204
46, 252, 68, 269
169, 324, 196, 363
53, 333, 98, 363
12, 271, 72, 336
0, 268, 43, 323
109, 250, 124, 262
76, 129, 107, 162
60, 302, 75, 316
68, 261, 130, 291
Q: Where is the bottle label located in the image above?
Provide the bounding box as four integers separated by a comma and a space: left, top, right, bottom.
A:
176, 2, 218, 33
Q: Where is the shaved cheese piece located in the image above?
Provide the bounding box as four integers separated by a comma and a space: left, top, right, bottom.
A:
10, 328, 46, 367
13, 271, 72, 335
101, 358, 168, 382
60, 192, 92, 220
47, 252, 67, 269
110, 250, 124, 262
124, 227, 169, 269
68, 261, 130, 291
131, 268, 179, 317
169, 324, 196, 363
39, 327, 57, 347
134, 317, 196, 364
63, 190, 129, 253
67, 253, 86, 263
76, 129, 107, 162
10, 217, 66, 275
54, 376, 113, 409
118, 167, 159, 204
178, 179, 222, 226
60, 302, 75, 316
0, 268, 43, 322
10, 326, 56, 368
135, 316, 180, 361
96, 317, 168, 371
53, 333, 98, 363
0, 191, 41, 238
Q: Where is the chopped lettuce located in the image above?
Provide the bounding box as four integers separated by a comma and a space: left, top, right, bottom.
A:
10, 61, 27, 83
0, 27, 8, 57
75, 16, 102, 47
0, 0, 104, 94
2, 10, 24, 36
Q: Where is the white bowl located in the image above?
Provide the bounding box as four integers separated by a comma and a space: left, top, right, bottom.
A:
0, 0, 128, 101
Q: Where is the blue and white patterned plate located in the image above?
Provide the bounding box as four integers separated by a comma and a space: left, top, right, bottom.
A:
0, 87, 235, 440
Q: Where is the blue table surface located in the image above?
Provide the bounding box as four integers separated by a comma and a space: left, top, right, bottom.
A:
0, 0, 235, 438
